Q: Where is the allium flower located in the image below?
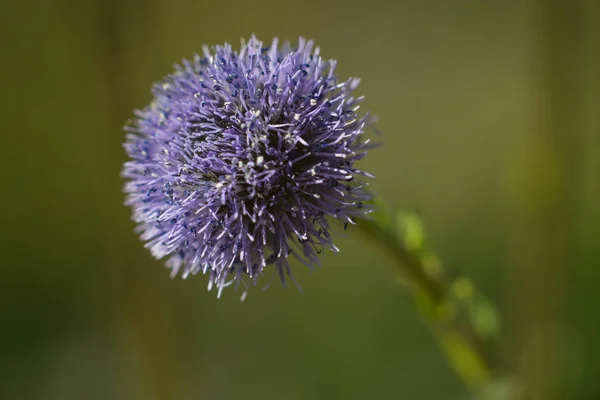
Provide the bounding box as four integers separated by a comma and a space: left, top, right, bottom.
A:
122, 36, 374, 298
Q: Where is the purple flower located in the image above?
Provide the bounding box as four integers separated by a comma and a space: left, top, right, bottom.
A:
122, 36, 374, 298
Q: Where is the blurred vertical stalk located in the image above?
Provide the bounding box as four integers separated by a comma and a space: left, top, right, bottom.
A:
511, 0, 594, 398
96, 0, 182, 398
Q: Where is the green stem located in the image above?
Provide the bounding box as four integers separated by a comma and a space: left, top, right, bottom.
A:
357, 216, 445, 304
356, 209, 502, 395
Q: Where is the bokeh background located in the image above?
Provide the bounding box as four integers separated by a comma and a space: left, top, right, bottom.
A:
2, 0, 599, 399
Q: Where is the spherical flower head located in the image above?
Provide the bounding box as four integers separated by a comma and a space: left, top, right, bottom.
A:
122, 36, 374, 298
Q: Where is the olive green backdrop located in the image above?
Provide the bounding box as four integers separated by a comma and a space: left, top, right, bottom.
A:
2, 0, 599, 399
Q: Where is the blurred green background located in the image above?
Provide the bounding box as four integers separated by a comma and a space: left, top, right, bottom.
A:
1, 0, 599, 399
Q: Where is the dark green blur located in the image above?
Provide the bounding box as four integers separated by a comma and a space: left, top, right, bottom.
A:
1, 0, 598, 399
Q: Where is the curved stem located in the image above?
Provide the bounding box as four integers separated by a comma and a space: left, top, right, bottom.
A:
356, 211, 502, 395
357, 217, 445, 304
